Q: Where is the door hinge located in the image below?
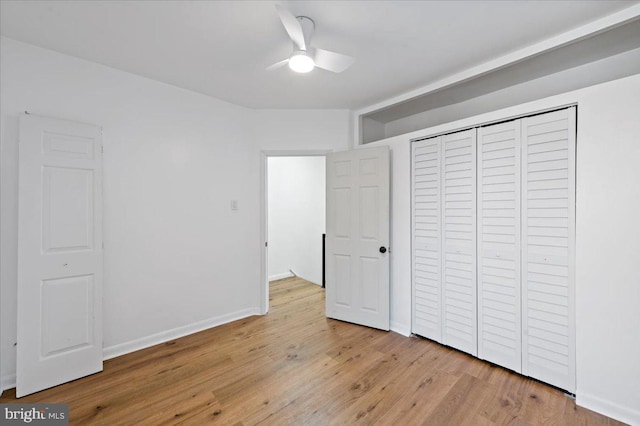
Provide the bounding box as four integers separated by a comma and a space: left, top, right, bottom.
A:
265, 242, 268, 247
101, 145, 104, 154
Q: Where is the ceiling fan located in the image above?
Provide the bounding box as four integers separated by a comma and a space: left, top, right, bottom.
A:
267, 4, 355, 74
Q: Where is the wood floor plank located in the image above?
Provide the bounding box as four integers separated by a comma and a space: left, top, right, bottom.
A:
0, 277, 625, 425
330, 338, 440, 424
425, 373, 497, 425
374, 369, 461, 425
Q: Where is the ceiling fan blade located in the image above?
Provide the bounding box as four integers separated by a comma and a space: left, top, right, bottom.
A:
275, 4, 306, 50
266, 59, 289, 71
313, 48, 355, 73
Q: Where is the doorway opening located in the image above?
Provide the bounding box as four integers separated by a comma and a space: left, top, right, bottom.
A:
260, 151, 329, 314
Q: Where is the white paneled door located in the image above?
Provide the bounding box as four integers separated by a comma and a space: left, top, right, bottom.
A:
326, 146, 390, 330
17, 114, 103, 397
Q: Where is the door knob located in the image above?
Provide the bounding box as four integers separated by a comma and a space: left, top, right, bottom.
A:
379, 246, 387, 254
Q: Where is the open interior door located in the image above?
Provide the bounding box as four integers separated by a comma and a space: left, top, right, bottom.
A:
325, 146, 390, 330
17, 114, 103, 397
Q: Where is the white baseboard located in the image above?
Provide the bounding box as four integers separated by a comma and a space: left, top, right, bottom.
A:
268, 271, 322, 286
103, 307, 261, 360
1, 373, 16, 391
268, 272, 294, 281
0, 308, 262, 392
577, 391, 640, 425
293, 273, 321, 286
390, 321, 411, 337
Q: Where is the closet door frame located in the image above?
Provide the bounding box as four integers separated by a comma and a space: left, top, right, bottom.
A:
410, 105, 576, 394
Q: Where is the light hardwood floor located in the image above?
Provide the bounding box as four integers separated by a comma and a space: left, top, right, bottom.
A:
1, 277, 624, 425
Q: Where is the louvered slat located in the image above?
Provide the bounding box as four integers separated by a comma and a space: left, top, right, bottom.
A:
477, 120, 522, 372
522, 107, 576, 393
412, 136, 442, 341
442, 129, 477, 355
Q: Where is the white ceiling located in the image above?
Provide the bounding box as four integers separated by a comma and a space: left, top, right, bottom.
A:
0, 0, 637, 109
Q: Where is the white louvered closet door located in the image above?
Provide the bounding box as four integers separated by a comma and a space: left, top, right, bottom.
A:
521, 107, 576, 393
412, 136, 443, 342
442, 130, 477, 356
477, 121, 522, 373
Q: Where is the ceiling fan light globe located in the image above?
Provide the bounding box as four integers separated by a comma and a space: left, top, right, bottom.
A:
289, 52, 315, 73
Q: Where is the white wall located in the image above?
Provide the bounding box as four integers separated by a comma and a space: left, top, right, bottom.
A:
361, 73, 640, 424
574, 77, 640, 424
251, 109, 351, 150
0, 37, 350, 389
267, 156, 325, 284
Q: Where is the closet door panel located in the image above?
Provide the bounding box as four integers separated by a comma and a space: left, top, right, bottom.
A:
412, 137, 442, 341
477, 120, 522, 372
522, 107, 576, 393
442, 129, 477, 355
